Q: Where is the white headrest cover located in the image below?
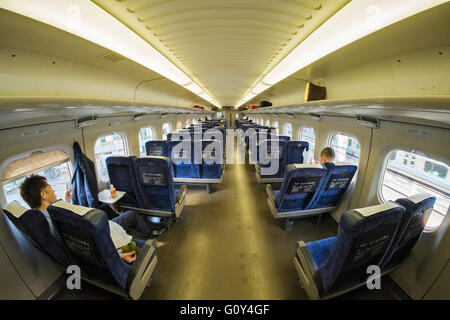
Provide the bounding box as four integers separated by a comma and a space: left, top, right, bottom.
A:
292, 164, 324, 170
355, 202, 400, 218
4, 201, 28, 218
51, 200, 92, 216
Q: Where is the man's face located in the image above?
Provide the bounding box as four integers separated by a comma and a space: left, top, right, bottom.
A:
41, 183, 57, 204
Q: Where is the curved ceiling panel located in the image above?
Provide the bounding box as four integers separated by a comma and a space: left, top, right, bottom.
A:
92, 0, 350, 106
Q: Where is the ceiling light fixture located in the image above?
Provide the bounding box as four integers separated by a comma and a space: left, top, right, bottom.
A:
236, 0, 446, 107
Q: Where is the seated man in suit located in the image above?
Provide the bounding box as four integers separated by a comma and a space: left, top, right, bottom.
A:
19, 175, 155, 263
320, 147, 335, 164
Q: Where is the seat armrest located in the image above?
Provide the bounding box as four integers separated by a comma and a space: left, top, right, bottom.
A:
176, 185, 187, 203
266, 184, 277, 206
126, 239, 157, 300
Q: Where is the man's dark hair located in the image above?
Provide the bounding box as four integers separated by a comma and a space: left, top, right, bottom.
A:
20, 175, 48, 208
321, 147, 335, 162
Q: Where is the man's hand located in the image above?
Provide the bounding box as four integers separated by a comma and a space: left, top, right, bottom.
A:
121, 251, 136, 263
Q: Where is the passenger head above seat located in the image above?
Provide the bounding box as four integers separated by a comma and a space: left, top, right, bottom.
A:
320, 147, 335, 164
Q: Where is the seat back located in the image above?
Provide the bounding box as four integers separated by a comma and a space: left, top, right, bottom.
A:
106, 156, 142, 207
258, 139, 288, 178
145, 140, 168, 157
381, 194, 436, 268
286, 141, 309, 165
133, 156, 176, 211
47, 200, 131, 288
168, 140, 195, 178
3, 201, 73, 266
317, 202, 404, 293
308, 162, 358, 209
196, 140, 223, 179
276, 164, 327, 211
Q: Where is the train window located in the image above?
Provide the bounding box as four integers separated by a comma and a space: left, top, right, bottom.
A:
2, 150, 72, 208
266, 119, 270, 127
162, 122, 172, 139
186, 119, 190, 127
283, 123, 292, 138
329, 133, 360, 165
380, 150, 449, 232
273, 121, 279, 135
299, 127, 316, 163
138, 126, 155, 156
94, 132, 128, 183
176, 121, 183, 130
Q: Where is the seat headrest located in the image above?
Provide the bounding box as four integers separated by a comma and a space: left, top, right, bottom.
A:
51, 200, 93, 216
4, 201, 29, 218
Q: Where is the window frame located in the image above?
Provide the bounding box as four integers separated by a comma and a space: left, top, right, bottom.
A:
94, 132, 129, 183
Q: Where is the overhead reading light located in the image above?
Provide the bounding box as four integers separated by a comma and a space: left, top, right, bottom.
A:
309, 113, 321, 121
235, 0, 447, 107
1, 0, 220, 107
357, 116, 379, 128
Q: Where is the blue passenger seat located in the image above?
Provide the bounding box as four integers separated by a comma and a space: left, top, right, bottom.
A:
294, 201, 405, 299
47, 200, 157, 300
267, 164, 327, 212
132, 156, 187, 219
3, 201, 73, 266
381, 193, 436, 269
